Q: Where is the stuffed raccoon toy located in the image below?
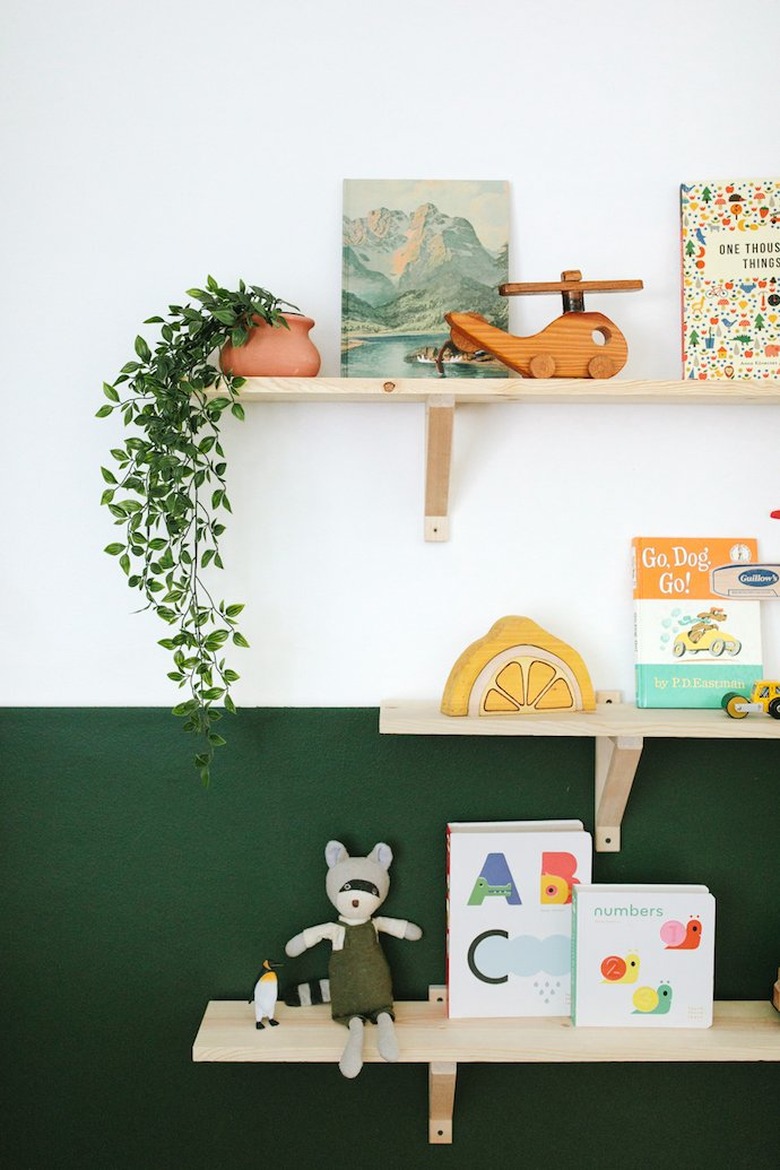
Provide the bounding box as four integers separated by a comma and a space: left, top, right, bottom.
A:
284, 840, 422, 1078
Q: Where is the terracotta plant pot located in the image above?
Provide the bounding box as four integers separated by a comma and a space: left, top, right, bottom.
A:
220, 313, 321, 377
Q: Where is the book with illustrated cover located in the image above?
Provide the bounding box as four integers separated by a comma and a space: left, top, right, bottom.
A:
632, 536, 763, 708
342, 178, 509, 378
571, 884, 716, 1028
681, 178, 780, 380
446, 820, 592, 1018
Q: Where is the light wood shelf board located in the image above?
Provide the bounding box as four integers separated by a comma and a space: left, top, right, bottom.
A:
193, 998, 780, 1065
379, 699, 780, 740
232, 376, 780, 406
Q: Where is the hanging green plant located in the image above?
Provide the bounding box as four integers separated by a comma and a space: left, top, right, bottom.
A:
97, 277, 298, 784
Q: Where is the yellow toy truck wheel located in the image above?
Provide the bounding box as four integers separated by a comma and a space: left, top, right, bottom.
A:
722, 691, 748, 719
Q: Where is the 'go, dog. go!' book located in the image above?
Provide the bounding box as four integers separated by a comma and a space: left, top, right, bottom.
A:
446, 820, 592, 1018
632, 536, 762, 708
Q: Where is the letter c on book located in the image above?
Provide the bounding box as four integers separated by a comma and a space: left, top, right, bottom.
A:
467, 929, 509, 984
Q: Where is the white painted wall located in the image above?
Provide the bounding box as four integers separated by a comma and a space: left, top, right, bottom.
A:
3, 0, 779, 707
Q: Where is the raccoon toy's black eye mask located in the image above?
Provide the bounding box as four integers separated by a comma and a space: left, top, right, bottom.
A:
340, 879, 380, 897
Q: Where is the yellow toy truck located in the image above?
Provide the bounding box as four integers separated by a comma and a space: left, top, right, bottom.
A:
721, 680, 780, 719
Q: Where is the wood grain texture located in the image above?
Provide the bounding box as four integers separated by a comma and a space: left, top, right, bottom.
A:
445, 311, 630, 378
193, 998, 780, 1064
424, 398, 454, 542
594, 734, 645, 852
440, 615, 596, 716
380, 699, 780, 739
429, 1061, 457, 1143
225, 376, 780, 405
500, 278, 644, 297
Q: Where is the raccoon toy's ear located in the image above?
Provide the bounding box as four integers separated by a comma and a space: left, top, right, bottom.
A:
325, 840, 349, 869
368, 842, 393, 871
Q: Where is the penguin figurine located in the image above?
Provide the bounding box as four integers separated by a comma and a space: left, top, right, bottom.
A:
250, 960, 280, 1029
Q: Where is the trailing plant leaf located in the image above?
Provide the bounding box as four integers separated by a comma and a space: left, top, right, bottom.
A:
98, 279, 296, 784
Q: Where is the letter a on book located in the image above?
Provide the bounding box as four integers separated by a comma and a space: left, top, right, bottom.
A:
467, 853, 522, 905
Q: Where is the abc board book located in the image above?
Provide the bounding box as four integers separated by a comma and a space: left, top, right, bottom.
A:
571, 884, 716, 1028
446, 820, 592, 1018
632, 536, 762, 708
681, 178, 780, 380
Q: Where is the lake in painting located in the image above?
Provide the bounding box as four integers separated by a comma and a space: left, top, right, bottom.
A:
342, 332, 505, 379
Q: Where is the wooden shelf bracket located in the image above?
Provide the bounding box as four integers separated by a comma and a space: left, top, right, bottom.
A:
592, 690, 643, 852
380, 693, 768, 853
429, 1061, 457, 1143
193, 991, 780, 1145
594, 733, 644, 852
220, 376, 780, 541
427, 985, 455, 1142
424, 395, 455, 541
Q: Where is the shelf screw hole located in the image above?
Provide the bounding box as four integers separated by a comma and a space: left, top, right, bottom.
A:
383, 381, 396, 393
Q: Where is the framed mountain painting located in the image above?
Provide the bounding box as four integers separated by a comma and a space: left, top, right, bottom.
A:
342, 179, 510, 377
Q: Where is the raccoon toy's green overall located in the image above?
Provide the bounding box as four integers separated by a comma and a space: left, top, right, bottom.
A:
285, 841, 423, 1079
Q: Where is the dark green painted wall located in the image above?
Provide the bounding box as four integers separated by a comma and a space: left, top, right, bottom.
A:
3, 709, 779, 1168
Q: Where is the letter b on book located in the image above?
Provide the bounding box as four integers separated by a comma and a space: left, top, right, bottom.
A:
541, 851, 581, 905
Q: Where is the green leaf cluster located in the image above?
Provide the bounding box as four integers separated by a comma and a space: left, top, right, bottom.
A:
98, 277, 295, 784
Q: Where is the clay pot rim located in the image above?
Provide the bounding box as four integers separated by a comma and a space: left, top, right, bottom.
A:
251, 311, 315, 328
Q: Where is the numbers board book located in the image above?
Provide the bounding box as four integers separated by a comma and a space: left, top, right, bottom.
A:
446, 820, 592, 1018
681, 178, 780, 380
571, 884, 716, 1028
632, 536, 763, 708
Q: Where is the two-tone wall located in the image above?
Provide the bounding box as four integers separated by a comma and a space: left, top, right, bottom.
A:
3, 1, 779, 1164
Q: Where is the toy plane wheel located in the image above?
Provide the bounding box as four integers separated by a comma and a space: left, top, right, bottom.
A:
722, 692, 748, 718
529, 353, 556, 378
588, 354, 616, 378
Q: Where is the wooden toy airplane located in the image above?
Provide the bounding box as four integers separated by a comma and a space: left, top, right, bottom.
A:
443, 269, 643, 378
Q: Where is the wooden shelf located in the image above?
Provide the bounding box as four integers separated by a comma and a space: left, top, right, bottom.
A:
379, 697, 780, 739
229, 377, 780, 541
193, 990, 780, 1144
379, 698, 780, 852
234, 375, 780, 405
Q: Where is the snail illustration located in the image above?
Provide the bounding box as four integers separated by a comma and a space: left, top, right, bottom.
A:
600, 952, 640, 983
632, 983, 673, 1014
660, 917, 702, 950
